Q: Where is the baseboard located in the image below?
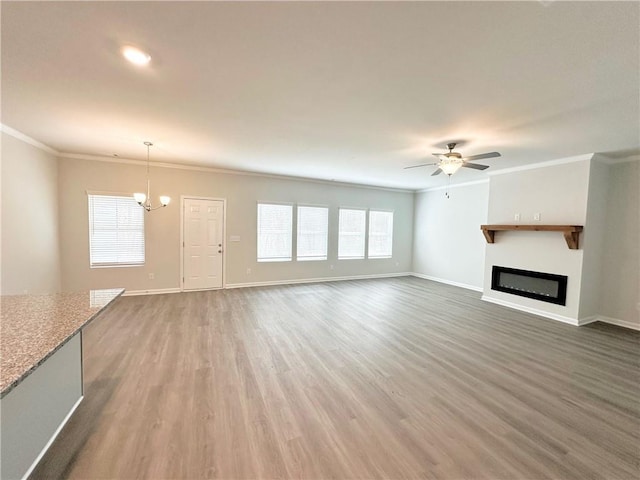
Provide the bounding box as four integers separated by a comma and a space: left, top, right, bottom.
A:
594, 315, 640, 331
410, 273, 483, 292
123, 274, 413, 295
225, 272, 412, 289
481, 294, 580, 326
21, 395, 84, 480
477, 300, 640, 331
122, 288, 182, 297
577, 315, 599, 326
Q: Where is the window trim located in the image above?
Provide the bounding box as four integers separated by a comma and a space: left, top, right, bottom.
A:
368, 209, 394, 259
87, 192, 145, 268
337, 207, 367, 260
256, 202, 294, 262
296, 204, 329, 262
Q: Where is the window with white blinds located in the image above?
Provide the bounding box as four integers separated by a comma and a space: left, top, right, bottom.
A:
297, 206, 328, 261
257, 203, 293, 262
88, 194, 145, 267
338, 208, 366, 259
368, 210, 394, 258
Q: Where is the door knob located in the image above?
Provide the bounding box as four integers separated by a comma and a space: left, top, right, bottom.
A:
218, 250, 222, 253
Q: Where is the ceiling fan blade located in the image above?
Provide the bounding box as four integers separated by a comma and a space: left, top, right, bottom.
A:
462, 162, 490, 170
431, 168, 443, 176
404, 162, 437, 169
463, 152, 501, 162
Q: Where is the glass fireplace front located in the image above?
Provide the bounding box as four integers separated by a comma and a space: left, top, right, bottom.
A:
491, 266, 568, 306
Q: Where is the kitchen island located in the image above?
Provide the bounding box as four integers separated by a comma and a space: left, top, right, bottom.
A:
0, 288, 124, 480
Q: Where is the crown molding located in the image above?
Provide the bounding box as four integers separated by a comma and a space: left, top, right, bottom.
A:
593, 153, 640, 165
487, 153, 594, 176
58, 152, 414, 194
0, 123, 411, 193
417, 178, 489, 193
7, 123, 627, 193
0, 124, 59, 155
416, 153, 603, 191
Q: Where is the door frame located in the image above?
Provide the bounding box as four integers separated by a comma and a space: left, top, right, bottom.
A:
180, 195, 227, 292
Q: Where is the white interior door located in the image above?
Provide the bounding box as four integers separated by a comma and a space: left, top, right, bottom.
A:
183, 198, 224, 290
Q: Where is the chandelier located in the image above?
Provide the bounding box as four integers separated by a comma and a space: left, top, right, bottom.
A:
133, 142, 170, 211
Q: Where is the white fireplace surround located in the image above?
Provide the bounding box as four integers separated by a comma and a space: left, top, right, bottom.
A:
482, 155, 611, 326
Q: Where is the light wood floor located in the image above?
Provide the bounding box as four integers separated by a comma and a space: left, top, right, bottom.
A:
31, 277, 639, 479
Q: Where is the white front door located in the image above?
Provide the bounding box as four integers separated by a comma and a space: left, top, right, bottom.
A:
183, 198, 224, 290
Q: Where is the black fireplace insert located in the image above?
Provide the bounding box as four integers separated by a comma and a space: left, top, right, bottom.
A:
491, 266, 568, 306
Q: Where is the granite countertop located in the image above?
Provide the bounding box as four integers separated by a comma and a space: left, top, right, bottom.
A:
0, 288, 124, 397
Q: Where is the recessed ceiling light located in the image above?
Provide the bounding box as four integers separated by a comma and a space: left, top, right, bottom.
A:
122, 46, 151, 66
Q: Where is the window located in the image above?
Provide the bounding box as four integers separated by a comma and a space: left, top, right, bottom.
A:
297, 206, 328, 261
338, 208, 366, 259
257, 203, 292, 262
88, 194, 144, 267
368, 210, 394, 258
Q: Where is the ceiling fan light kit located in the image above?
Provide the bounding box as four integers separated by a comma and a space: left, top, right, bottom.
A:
404, 142, 502, 196
438, 158, 463, 176
134, 141, 171, 212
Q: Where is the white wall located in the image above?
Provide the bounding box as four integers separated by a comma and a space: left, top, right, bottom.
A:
578, 158, 609, 320
600, 160, 640, 328
1, 132, 61, 294
58, 157, 414, 292
412, 181, 488, 290
482, 157, 591, 323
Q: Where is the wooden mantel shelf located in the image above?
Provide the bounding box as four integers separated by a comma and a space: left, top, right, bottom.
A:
480, 224, 584, 249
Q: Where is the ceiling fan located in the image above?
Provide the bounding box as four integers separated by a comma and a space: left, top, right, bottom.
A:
405, 142, 501, 176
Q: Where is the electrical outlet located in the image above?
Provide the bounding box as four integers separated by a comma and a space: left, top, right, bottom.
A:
148, 273, 154, 280
514, 213, 521, 221
395, 262, 400, 267
246, 268, 251, 275
330, 264, 334, 270
534, 213, 541, 221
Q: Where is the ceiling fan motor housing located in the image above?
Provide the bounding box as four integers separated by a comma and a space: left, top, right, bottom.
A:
444, 143, 462, 159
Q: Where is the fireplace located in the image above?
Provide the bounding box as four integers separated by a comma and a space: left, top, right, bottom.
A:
491, 266, 568, 306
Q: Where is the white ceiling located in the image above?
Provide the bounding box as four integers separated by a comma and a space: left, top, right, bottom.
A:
2, 1, 639, 190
